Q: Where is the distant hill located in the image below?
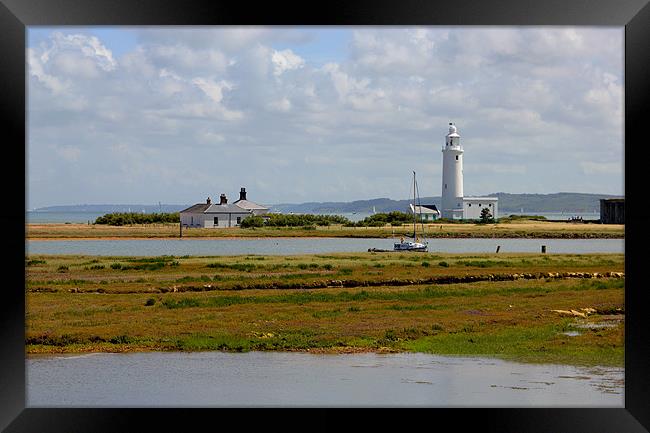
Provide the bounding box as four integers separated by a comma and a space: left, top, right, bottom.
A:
33, 192, 623, 215
269, 192, 623, 214
488, 192, 622, 213
32, 204, 190, 213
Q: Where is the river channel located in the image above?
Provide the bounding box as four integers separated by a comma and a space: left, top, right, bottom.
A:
26, 238, 624, 256
26, 351, 623, 407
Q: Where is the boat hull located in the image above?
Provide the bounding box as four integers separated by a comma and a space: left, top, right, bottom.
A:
393, 242, 428, 252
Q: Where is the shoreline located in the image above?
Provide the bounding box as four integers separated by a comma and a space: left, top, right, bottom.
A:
24, 346, 623, 368
25, 220, 625, 241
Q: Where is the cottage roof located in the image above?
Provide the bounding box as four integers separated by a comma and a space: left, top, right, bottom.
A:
410, 204, 439, 214
180, 203, 211, 213
205, 203, 252, 214
233, 199, 269, 210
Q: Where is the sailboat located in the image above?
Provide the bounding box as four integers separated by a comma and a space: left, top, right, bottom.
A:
394, 171, 428, 252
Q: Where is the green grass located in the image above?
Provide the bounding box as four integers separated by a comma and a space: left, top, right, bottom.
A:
401, 321, 623, 366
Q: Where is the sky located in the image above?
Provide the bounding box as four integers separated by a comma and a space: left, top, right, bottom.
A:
26, 26, 624, 209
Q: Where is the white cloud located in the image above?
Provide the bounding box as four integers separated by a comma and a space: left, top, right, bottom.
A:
271, 49, 305, 76
28, 48, 67, 94
49, 32, 116, 71
148, 44, 229, 74
267, 97, 292, 112
192, 78, 232, 103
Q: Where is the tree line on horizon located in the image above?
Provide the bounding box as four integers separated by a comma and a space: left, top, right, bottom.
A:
93, 210, 543, 227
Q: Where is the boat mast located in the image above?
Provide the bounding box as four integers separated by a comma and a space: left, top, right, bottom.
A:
415, 173, 426, 244
413, 171, 417, 240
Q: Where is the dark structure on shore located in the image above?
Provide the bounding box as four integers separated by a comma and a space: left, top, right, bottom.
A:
600, 198, 624, 224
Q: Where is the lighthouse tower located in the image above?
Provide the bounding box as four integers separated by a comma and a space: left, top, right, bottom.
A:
441, 123, 464, 219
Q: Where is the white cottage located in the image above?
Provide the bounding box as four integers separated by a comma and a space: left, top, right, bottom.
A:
180, 188, 268, 228
409, 204, 440, 221
462, 197, 498, 220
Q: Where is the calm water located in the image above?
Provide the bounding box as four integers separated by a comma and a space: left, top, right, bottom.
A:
26, 237, 623, 256
26, 351, 623, 407
27, 211, 108, 224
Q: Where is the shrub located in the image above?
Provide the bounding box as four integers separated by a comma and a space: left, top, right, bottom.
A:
89, 264, 105, 270
497, 214, 547, 223
144, 298, 156, 306
26, 259, 46, 266
240, 216, 265, 228
438, 261, 449, 267
95, 212, 180, 226
421, 261, 430, 267
479, 207, 495, 224
245, 213, 352, 228
355, 211, 413, 227
110, 263, 123, 270
109, 335, 133, 344
57, 265, 69, 272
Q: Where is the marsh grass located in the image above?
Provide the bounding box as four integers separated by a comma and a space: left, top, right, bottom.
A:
401, 321, 624, 366
156, 279, 625, 310
25, 252, 625, 366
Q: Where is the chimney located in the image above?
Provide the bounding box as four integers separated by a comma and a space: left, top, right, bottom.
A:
220, 194, 227, 205
206, 197, 211, 205
239, 187, 247, 201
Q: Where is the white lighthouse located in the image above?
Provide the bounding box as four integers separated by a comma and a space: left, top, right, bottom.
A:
441, 122, 464, 219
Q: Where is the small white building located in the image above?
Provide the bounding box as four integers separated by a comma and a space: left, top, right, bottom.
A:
462, 197, 498, 220
409, 204, 440, 221
440, 123, 498, 220
180, 188, 268, 228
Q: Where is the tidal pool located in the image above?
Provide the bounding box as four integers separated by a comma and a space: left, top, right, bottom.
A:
27, 351, 623, 407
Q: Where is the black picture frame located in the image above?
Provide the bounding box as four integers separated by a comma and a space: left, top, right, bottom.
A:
2, 0, 649, 431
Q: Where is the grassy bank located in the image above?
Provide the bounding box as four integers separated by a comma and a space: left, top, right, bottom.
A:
26, 219, 624, 240
26, 252, 624, 366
